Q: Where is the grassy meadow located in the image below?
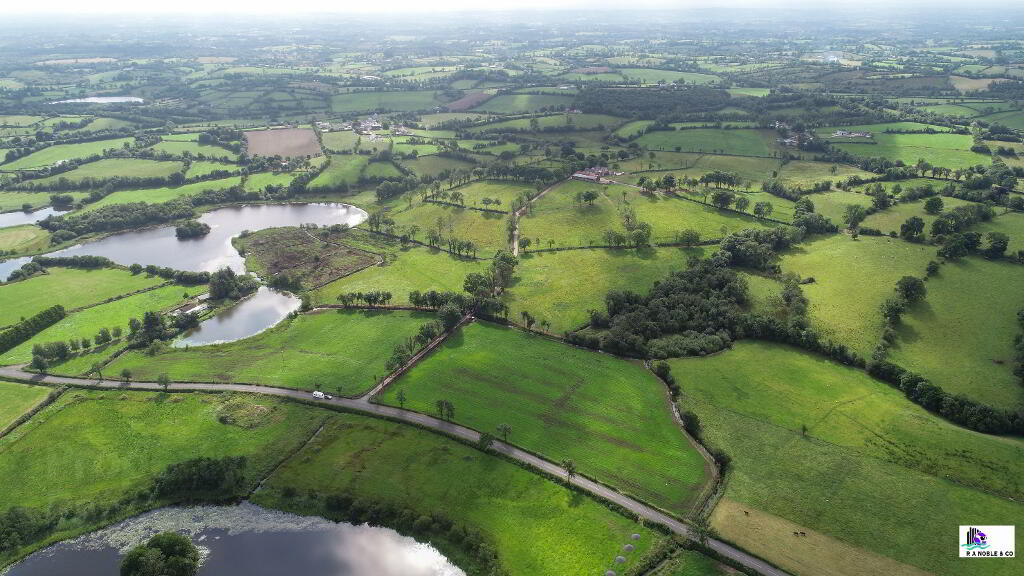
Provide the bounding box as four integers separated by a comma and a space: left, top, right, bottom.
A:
1, 138, 134, 170
106, 310, 432, 395
0, 381, 49, 430
255, 413, 663, 576
671, 341, 1024, 576
780, 234, 935, 358
0, 266, 165, 327
378, 321, 710, 514
503, 247, 706, 333
0, 225, 50, 255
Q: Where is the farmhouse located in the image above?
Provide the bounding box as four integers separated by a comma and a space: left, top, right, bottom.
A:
571, 166, 622, 183
832, 130, 873, 138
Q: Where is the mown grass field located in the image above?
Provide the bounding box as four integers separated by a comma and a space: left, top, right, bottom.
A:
255, 413, 663, 576
861, 196, 976, 235
889, 257, 1024, 409
450, 180, 534, 209
610, 186, 780, 243
503, 247, 706, 333
0, 224, 50, 255
0, 380, 49, 430
0, 191, 89, 211
973, 210, 1024, 254
106, 310, 431, 395
518, 179, 622, 248
185, 160, 239, 178
0, 389, 326, 558
0, 266, 165, 327
832, 132, 991, 169
308, 154, 369, 191
389, 201, 508, 253
24, 158, 184, 186
313, 247, 485, 305
243, 171, 296, 192
378, 322, 710, 514
80, 176, 243, 211
671, 341, 1024, 576
807, 190, 874, 224
635, 129, 780, 156
401, 154, 476, 178
780, 234, 935, 358
0, 137, 134, 170
1, 284, 188, 366
470, 94, 575, 114
776, 161, 875, 187
330, 90, 446, 113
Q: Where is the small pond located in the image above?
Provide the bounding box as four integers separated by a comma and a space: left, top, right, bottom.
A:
0, 207, 68, 229
57, 203, 367, 273
175, 286, 301, 347
3, 503, 464, 576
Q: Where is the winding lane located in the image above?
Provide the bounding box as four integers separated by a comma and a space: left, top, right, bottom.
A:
0, 365, 789, 576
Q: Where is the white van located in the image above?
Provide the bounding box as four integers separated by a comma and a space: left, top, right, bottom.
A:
312, 391, 326, 399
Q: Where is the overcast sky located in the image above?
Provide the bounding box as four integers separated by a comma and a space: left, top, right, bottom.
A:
6, 0, 1010, 14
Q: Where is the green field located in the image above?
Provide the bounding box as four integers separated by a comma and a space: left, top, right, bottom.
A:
471, 94, 575, 114
618, 68, 720, 85
24, 158, 184, 187
829, 130, 991, 169
0, 389, 326, 561
518, 179, 623, 248
635, 129, 780, 156
378, 321, 710, 514
401, 154, 476, 178
106, 310, 432, 395
861, 196, 976, 235
808, 190, 875, 224
468, 113, 622, 134
254, 412, 662, 576
0, 267, 165, 328
448, 180, 534, 208
973, 210, 1024, 255
185, 160, 239, 178
1, 138, 134, 170
81, 176, 243, 211
504, 247, 705, 333
388, 200, 508, 254
0, 284, 188, 366
671, 341, 1024, 576
362, 160, 403, 179
313, 246, 485, 306
244, 171, 295, 192
0, 191, 86, 211
609, 186, 780, 243
0, 224, 50, 255
330, 91, 446, 113
889, 257, 1024, 409
308, 154, 369, 190
781, 234, 935, 358
776, 161, 875, 187
0, 380, 49, 430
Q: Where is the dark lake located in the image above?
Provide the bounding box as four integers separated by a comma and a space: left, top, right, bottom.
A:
3, 503, 464, 576
56, 203, 367, 273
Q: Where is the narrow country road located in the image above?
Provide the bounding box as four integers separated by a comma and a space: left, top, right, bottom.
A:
0, 365, 789, 576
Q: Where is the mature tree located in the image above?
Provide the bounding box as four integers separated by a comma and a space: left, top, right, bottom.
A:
157, 373, 171, 392
477, 432, 495, 451
561, 459, 577, 481
121, 368, 133, 383
843, 204, 867, 230
983, 232, 1010, 259
753, 201, 774, 219
923, 196, 944, 214
581, 190, 599, 205
896, 276, 927, 303
710, 189, 734, 209
120, 532, 198, 576
900, 216, 925, 242
496, 423, 511, 442
734, 196, 750, 213
437, 304, 463, 331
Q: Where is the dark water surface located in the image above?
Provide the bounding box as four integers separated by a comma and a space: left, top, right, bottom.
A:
57, 203, 368, 273
3, 504, 464, 576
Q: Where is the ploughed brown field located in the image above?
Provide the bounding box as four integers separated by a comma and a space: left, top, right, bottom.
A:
244, 128, 322, 158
